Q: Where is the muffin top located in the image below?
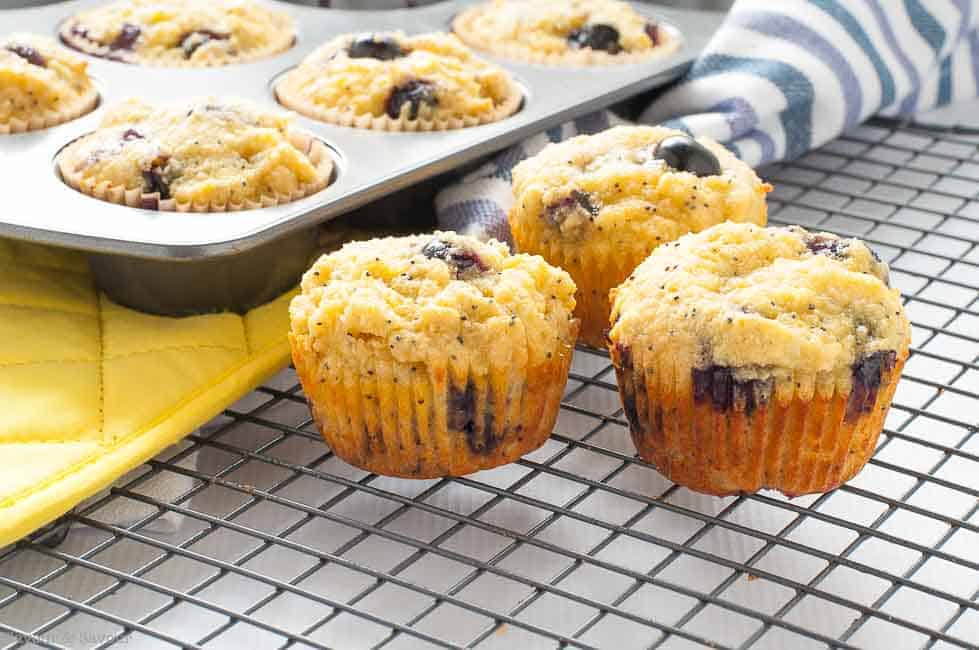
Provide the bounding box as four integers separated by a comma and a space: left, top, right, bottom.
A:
1, 33, 98, 132
511, 126, 770, 253
609, 223, 910, 386
57, 98, 332, 210
60, 0, 294, 66
290, 232, 578, 373
453, 0, 677, 65
276, 32, 521, 127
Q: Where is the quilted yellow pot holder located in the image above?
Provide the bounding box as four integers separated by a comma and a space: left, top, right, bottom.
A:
0, 238, 297, 547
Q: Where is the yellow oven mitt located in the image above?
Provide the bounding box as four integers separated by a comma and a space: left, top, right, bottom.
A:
0, 238, 296, 547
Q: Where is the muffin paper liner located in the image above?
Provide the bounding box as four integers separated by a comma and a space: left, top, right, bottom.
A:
58, 130, 334, 212
452, 9, 682, 67
509, 215, 642, 349
291, 322, 578, 478
1, 85, 99, 135
275, 75, 524, 132
59, 18, 295, 68
609, 345, 908, 497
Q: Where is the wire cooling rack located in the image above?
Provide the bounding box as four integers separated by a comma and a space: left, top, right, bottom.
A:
2, 117, 979, 650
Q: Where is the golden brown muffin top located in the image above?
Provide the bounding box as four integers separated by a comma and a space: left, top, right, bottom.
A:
290, 232, 577, 372
511, 126, 770, 256
610, 223, 910, 386
276, 32, 520, 125
61, 0, 294, 66
57, 98, 330, 210
453, 0, 678, 65
1, 33, 97, 131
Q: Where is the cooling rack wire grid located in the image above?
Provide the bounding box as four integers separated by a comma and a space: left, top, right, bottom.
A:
2, 118, 979, 650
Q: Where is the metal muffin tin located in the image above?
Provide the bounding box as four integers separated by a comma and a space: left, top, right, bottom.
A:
0, 0, 724, 314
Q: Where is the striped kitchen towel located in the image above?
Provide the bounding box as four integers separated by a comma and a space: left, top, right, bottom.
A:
436, 0, 979, 242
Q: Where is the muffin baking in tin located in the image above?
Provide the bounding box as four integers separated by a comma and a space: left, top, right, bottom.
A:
453, 0, 680, 66
1, 33, 99, 134
56, 97, 334, 212
60, 0, 295, 67
276, 31, 523, 131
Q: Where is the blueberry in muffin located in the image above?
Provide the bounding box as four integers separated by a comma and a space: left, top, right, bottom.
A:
57, 98, 333, 212
347, 34, 404, 61
453, 0, 680, 66
60, 0, 294, 67
1, 33, 98, 134
276, 31, 522, 131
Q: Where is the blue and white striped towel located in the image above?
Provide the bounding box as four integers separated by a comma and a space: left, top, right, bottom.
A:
436, 0, 979, 243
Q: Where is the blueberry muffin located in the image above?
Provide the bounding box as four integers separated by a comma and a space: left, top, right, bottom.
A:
1, 34, 99, 134
453, 0, 679, 66
57, 98, 333, 211
60, 0, 294, 67
510, 126, 770, 348
275, 32, 522, 131
608, 223, 910, 496
289, 232, 578, 477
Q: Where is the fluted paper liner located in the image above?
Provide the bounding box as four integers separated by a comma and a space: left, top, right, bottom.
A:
509, 212, 643, 349
610, 345, 908, 497
59, 18, 295, 68
452, 8, 682, 67
291, 323, 578, 478
1, 84, 99, 135
275, 73, 523, 133
58, 130, 333, 212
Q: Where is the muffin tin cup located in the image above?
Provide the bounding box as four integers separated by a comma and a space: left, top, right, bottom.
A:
0, 76, 99, 135
275, 75, 525, 132
610, 346, 909, 497
1, 0, 724, 316
452, 7, 683, 67
59, 16, 296, 68
58, 129, 334, 212
292, 325, 578, 478
90, 226, 317, 316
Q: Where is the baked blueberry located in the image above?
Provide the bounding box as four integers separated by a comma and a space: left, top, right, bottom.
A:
121, 128, 144, 141
386, 79, 437, 120
69, 24, 91, 41
5, 44, 46, 67
179, 29, 229, 59
347, 34, 403, 60
644, 22, 661, 46
846, 350, 898, 422
804, 233, 850, 258
567, 24, 622, 54
691, 365, 770, 415
545, 189, 598, 229
422, 238, 487, 275
448, 380, 499, 455
653, 135, 722, 177
110, 23, 141, 51
141, 155, 172, 200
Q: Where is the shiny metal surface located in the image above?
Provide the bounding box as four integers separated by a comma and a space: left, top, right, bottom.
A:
88, 227, 318, 315
0, 0, 724, 262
